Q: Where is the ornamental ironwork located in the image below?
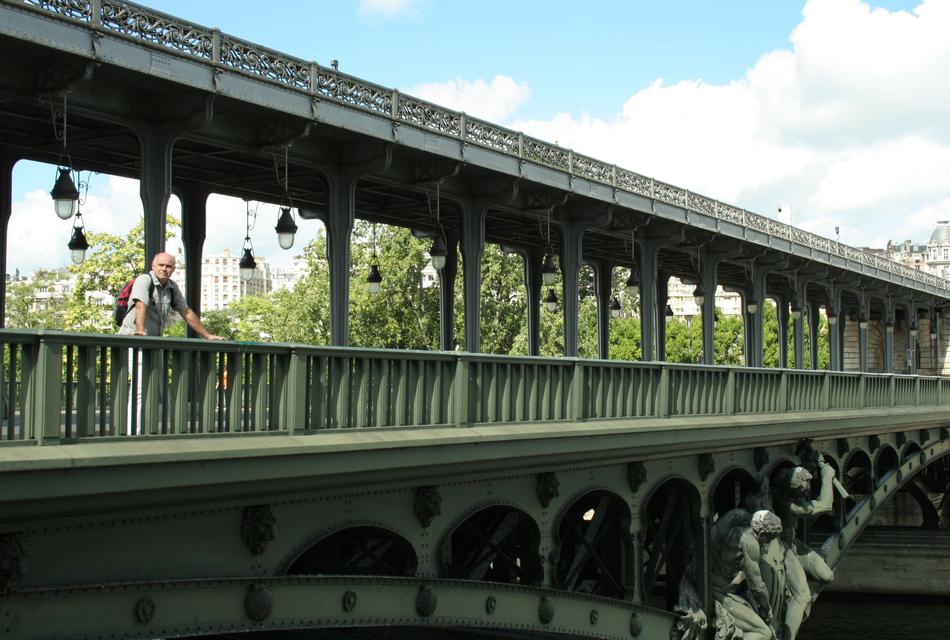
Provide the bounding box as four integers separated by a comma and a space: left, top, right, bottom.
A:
16, 0, 950, 296
100, 1, 213, 59
23, 0, 91, 22
465, 118, 520, 154
219, 37, 310, 89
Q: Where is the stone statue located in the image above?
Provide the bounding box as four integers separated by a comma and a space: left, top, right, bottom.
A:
710, 509, 784, 640
771, 458, 837, 640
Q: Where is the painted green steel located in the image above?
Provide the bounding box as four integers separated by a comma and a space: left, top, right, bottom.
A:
1, 575, 676, 640
2, 329, 950, 445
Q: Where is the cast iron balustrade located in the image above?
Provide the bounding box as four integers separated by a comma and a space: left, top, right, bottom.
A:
1, 329, 949, 445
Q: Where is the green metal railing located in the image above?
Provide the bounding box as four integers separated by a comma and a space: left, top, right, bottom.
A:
2, 329, 949, 445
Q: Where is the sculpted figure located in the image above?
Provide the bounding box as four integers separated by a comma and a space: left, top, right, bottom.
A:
771, 458, 836, 640
710, 509, 784, 640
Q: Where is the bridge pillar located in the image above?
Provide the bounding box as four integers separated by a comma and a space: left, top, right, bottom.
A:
792, 280, 808, 369
657, 274, 670, 361
461, 202, 487, 353
776, 295, 789, 369
594, 260, 613, 360
560, 222, 585, 358
325, 171, 357, 346
639, 236, 662, 361
907, 302, 919, 374
828, 286, 843, 371
0, 150, 14, 327
175, 183, 209, 331
738, 288, 753, 367
439, 230, 459, 351
858, 293, 869, 372
137, 124, 177, 267
523, 247, 542, 357
883, 298, 895, 373
699, 251, 719, 365
807, 299, 820, 369
749, 263, 767, 367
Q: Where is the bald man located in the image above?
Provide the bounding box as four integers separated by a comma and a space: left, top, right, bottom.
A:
118, 252, 221, 339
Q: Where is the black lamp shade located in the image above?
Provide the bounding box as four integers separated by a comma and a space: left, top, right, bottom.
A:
275, 207, 298, 250
51, 167, 79, 220
67, 225, 89, 264
239, 247, 257, 281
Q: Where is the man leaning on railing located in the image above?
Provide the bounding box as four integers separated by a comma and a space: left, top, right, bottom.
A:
118, 252, 222, 339
119, 252, 222, 435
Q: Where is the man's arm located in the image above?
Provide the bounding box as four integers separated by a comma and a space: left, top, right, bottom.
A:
132, 300, 147, 335
180, 308, 223, 340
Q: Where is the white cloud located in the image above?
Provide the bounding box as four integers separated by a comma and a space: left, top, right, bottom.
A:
358, 0, 421, 20
508, 0, 950, 249
406, 75, 531, 123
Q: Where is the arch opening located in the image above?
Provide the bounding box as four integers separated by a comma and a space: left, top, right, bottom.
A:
286, 526, 417, 577
553, 490, 631, 599
439, 505, 542, 586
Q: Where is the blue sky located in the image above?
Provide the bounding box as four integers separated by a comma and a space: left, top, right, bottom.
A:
10, 0, 947, 274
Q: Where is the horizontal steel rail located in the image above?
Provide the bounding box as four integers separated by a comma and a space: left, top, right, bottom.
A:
7, 0, 950, 296
2, 329, 948, 445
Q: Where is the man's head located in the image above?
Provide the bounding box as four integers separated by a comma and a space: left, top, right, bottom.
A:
151, 252, 176, 284
750, 510, 782, 543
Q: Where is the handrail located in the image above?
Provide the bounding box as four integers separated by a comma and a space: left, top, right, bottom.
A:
1, 329, 948, 445
7, 0, 950, 296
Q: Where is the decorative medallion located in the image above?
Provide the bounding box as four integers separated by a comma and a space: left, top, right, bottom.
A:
244, 583, 274, 622
240, 505, 277, 556
414, 486, 442, 528
590, 609, 599, 625
869, 435, 881, 453
837, 438, 850, 459
485, 596, 496, 615
629, 612, 643, 637
134, 598, 155, 624
753, 447, 769, 472
838, 534, 846, 550
416, 585, 437, 617
537, 472, 560, 508
627, 462, 648, 493
538, 596, 555, 624
941, 427, 949, 441
897, 432, 907, 448
342, 590, 357, 612
897, 469, 903, 482
920, 429, 930, 444
920, 451, 927, 465
0, 532, 27, 595
698, 454, 715, 482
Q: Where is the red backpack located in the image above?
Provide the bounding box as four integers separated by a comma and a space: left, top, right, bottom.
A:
114, 277, 154, 327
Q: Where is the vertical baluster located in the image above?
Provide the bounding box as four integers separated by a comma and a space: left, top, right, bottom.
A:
75, 345, 96, 437
393, 359, 407, 426
197, 350, 216, 432
309, 354, 326, 430
109, 346, 128, 436
410, 359, 423, 426
169, 350, 188, 433
63, 345, 73, 438
227, 350, 244, 432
